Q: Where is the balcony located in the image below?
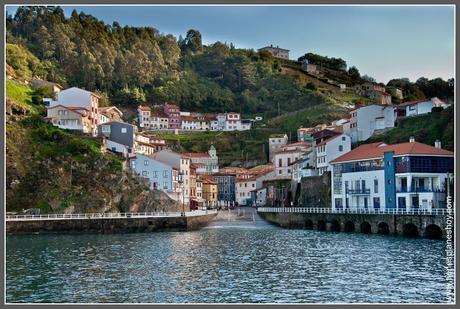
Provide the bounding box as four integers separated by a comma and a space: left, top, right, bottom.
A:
396, 187, 445, 193
346, 188, 370, 195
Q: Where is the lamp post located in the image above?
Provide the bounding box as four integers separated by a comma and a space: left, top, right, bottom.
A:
178, 171, 185, 216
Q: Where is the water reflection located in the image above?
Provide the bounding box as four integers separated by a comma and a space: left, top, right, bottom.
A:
7, 219, 449, 303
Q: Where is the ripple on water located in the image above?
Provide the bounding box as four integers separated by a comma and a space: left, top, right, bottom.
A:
6, 226, 450, 304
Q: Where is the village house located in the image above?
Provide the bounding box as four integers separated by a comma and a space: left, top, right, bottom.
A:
315, 133, 351, 175
31, 78, 63, 98
98, 121, 138, 157
268, 134, 288, 161
130, 153, 173, 192
330, 138, 453, 211
137, 105, 169, 130
48, 87, 100, 136
272, 142, 311, 179
201, 175, 218, 208
99, 106, 123, 124
348, 104, 396, 143
354, 82, 392, 105
235, 173, 257, 206
46, 105, 92, 134
184, 145, 219, 174
152, 150, 191, 204
164, 104, 181, 129
135, 133, 167, 155
258, 44, 290, 60
212, 167, 248, 204
396, 97, 449, 118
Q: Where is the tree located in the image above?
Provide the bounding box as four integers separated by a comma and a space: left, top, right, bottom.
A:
362, 74, 376, 83
348, 66, 360, 80
182, 29, 202, 53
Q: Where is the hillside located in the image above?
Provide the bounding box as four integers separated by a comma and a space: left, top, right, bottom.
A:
6, 80, 182, 214
366, 106, 454, 151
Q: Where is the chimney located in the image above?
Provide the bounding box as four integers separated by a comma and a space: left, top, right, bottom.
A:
409, 136, 415, 143
435, 140, 442, 149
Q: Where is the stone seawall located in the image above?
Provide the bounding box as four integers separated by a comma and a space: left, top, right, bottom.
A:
258, 211, 449, 239
6, 213, 217, 235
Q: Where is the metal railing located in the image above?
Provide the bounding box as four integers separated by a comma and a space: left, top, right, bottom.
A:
6, 210, 217, 222
257, 207, 449, 216
346, 188, 371, 195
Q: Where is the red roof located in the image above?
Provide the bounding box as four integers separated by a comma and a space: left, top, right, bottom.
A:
375, 89, 391, 96
316, 134, 344, 147
184, 152, 211, 158
286, 141, 310, 147
138, 105, 151, 111
398, 99, 428, 108
331, 142, 453, 163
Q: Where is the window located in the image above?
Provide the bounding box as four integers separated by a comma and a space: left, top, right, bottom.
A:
163, 170, 168, 178
153, 171, 158, 178
342, 136, 346, 141
335, 198, 343, 209
374, 179, 378, 193
338, 145, 343, 152
163, 182, 168, 189
144, 160, 149, 166
278, 159, 282, 167
142, 171, 148, 176
287, 158, 291, 165
121, 128, 127, 133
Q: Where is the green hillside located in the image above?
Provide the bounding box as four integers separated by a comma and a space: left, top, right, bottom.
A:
366, 106, 454, 151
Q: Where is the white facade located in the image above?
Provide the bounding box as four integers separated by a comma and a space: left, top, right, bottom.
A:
268, 134, 288, 161
402, 98, 448, 117
273, 150, 305, 179
49, 87, 100, 136
236, 177, 256, 206
255, 188, 267, 207
332, 169, 386, 210
349, 104, 395, 143
152, 150, 191, 203
106, 139, 131, 156
316, 134, 352, 175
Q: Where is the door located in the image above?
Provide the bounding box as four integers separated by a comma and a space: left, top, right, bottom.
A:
364, 197, 368, 209
412, 196, 419, 209
401, 178, 407, 192
398, 197, 406, 209
418, 179, 425, 191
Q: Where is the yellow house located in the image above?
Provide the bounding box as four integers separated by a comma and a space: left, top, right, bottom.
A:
202, 176, 218, 208
46, 105, 92, 133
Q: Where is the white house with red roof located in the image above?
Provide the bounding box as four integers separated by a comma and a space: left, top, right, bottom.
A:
46, 105, 92, 134
330, 138, 453, 212
315, 133, 351, 175
272, 142, 311, 179
397, 97, 448, 118
48, 87, 100, 136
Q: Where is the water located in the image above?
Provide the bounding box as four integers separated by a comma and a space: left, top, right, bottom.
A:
6, 214, 452, 303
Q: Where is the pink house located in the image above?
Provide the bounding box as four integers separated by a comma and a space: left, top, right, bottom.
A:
163, 104, 181, 129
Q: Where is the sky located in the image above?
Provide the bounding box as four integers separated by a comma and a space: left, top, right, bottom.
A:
6, 5, 455, 84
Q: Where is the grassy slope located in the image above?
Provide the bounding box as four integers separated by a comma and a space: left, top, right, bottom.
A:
155, 129, 280, 166
366, 106, 454, 151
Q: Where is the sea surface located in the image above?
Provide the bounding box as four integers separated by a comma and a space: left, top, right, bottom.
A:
6, 210, 452, 303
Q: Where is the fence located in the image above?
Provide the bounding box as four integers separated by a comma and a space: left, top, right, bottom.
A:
257, 207, 447, 216
6, 210, 217, 221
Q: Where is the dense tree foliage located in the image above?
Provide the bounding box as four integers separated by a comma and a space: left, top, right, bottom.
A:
386, 78, 426, 101
415, 77, 454, 101
298, 52, 347, 71
7, 6, 327, 118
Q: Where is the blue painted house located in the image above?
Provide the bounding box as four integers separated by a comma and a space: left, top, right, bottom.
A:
130, 154, 173, 192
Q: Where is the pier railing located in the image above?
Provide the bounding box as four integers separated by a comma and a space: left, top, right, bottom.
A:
257, 207, 449, 216
6, 209, 217, 221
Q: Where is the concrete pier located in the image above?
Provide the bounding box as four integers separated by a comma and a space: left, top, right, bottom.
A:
6, 211, 218, 235
258, 207, 451, 239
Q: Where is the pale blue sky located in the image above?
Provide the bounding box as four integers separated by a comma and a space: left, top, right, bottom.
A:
6, 5, 455, 83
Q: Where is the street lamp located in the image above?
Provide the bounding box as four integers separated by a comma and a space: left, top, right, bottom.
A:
178, 171, 185, 216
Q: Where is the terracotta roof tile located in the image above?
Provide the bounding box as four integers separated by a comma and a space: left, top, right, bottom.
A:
331, 142, 453, 163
